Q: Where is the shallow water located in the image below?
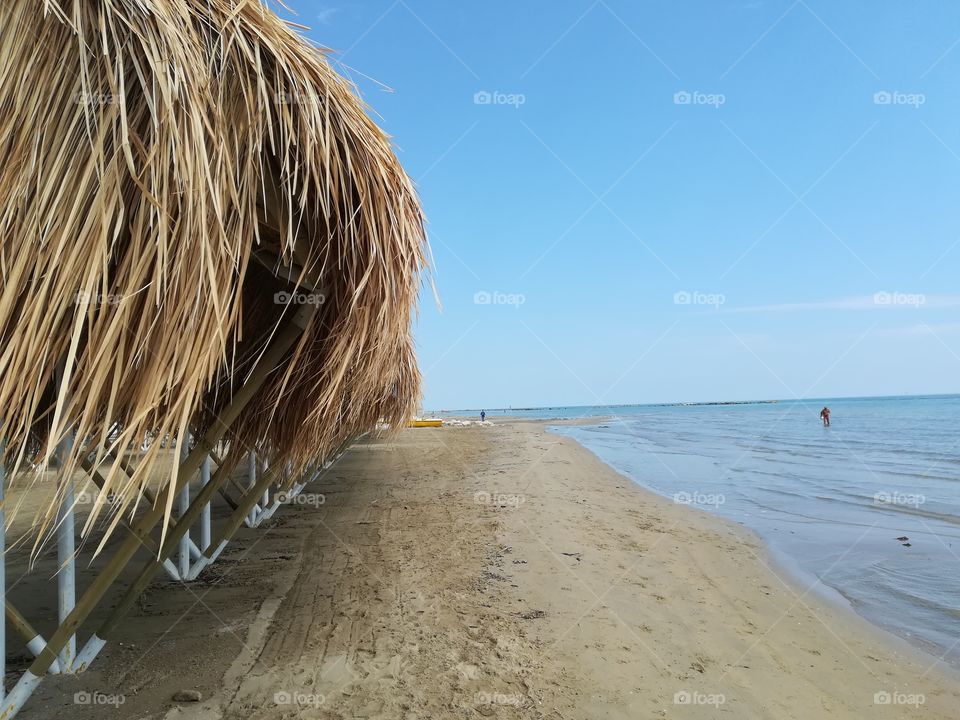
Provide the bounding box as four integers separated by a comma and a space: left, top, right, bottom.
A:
447, 397, 960, 666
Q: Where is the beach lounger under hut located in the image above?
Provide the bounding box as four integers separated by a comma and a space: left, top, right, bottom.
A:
0, 0, 427, 714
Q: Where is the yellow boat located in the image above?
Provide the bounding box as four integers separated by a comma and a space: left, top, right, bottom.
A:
407, 419, 443, 428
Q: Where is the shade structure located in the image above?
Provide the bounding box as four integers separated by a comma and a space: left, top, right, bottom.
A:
0, 0, 428, 550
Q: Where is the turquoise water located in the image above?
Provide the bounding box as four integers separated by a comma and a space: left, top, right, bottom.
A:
444, 396, 960, 666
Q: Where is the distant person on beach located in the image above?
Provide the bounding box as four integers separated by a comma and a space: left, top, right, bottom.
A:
480, 411, 486, 422
820, 406, 831, 427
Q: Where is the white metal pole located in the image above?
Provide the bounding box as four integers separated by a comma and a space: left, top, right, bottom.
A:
200, 455, 211, 551
56, 431, 76, 672
247, 451, 257, 525
260, 457, 270, 510
178, 439, 190, 578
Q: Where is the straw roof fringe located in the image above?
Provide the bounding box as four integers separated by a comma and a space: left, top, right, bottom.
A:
0, 0, 427, 552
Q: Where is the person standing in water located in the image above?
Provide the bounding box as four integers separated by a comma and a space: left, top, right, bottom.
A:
480, 410, 486, 422
820, 406, 831, 427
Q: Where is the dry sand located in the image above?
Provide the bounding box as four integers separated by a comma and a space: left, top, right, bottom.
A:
17, 420, 960, 719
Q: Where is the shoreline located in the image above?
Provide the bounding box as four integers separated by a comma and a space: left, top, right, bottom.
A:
543, 416, 960, 677
540, 419, 960, 680
499, 419, 960, 717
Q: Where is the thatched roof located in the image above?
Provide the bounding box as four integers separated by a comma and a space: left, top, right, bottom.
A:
0, 1, 427, 548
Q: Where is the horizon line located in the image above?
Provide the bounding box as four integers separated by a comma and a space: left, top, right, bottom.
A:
427, 392, 960, 412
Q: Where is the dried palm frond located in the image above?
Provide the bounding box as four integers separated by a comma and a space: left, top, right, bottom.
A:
0, 0, 427, 554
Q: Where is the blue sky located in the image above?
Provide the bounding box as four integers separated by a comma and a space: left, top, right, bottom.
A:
282, 0, 960, 409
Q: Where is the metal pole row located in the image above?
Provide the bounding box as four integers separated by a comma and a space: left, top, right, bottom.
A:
1, 441, 340, 710
79, 449, 328, 668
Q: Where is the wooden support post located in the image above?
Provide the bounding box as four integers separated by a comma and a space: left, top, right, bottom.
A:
217, 485, 240, 511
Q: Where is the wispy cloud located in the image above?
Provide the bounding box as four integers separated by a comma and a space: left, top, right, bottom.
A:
722, 294, 960, 314
316, 7, 338, 25
878, 322, 960, 337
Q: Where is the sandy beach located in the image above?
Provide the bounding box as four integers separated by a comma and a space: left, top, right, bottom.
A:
20, 419, 960, 719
